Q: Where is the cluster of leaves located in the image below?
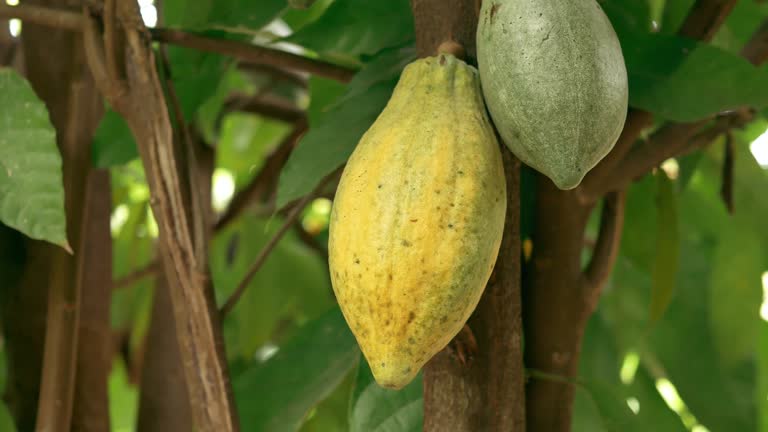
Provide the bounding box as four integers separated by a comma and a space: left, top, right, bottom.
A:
2, 0, 768, 430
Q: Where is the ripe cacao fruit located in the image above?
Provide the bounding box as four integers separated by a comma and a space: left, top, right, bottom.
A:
476, 0, 629, 189
328, 53, 506, 389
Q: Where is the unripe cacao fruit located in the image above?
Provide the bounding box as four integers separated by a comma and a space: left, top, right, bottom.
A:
477, 0, 629, 189
328, 53, 506, 389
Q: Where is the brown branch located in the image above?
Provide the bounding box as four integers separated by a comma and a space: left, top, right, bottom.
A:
0, 3, 81, 31
72, 170, 112, 432
581, 190, 627, 310
85, 2, 239, 430
150, 28, 356, 83
578, 0, 739, 202
239, 63, 308, 89
720, 132, 735, 214
0, 4, 356, 82
741, 18, 768, 65
597, 110, 753, 195
677, 0, 739, 40
214, 119, 308, 231
224, 93, 305, 124
220, 169, 338, 317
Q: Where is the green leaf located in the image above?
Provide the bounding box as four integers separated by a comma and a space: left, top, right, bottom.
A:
92, 109, 137, 168
276, 46, 413, 208
757, 321, 768, 432
211, 216, 333, 360
109, 359, 138, 431
234, 307, 360, 432
676, 151, 703, 190
0, 401, 16, 432
306, 77, 347, 126
582, 380, 641, 432
649, 172, 680, 324
708, 221, 764, 368
284, 0, 414, 58
276, 80, 395, 208
624, 33, 768, 121
209, 0, 286, 31
282, 0, 334, 31
349, 354, 423, 432
648, 239, 756, 431
0, 68, 68, 249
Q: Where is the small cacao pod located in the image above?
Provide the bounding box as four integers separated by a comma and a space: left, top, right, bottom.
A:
477, 0, 629, 189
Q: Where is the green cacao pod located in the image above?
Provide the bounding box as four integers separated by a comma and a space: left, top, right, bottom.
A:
328, 53, 506, 389
477, 0, 629, 189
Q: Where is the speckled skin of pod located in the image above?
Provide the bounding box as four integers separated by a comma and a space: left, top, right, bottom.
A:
476, 0, 629, 190
328, 53, 506, 389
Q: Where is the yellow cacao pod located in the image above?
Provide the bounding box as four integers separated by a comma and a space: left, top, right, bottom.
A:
328, 53, 507, 389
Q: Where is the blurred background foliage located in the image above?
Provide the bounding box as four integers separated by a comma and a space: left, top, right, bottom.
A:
2, 0, 768, 430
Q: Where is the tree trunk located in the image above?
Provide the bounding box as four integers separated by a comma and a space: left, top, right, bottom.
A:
14, 2, 107, 429
72, 170, 113, 432
523, 179, 592, 432
410, 2, 526, 429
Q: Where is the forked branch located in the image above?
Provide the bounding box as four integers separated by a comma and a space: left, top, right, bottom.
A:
581, 191, 626, 310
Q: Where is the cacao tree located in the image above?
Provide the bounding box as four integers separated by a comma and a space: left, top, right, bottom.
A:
0, 0, 766, 431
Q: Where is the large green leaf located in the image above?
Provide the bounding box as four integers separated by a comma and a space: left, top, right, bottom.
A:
92, 109, 137, 168
276, 46, 414, 208
165, 0, 285, 31
209, 0, 286, 32
276, 81, 395, 208
0, 69, 68, 249
0, 402, 16, 432
648, 239, 756, 431
624, 33, 768, 121
284, 0, 414, 58
757, 320, 768, 432
649, 172, 680, 324
349, 354, 423, 432
708, 221, 764, 368
211, 217, 334, 360
234, 307, 359, 432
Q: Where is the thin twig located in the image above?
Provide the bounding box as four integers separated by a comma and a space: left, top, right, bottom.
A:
0, 4, 356, 82
677, 0, 739, 40
219, 169, 339, 317
214, 119, 308, 231
578, 0, 740, 202
0, 3, 81, 31
113, 260, 161, 289
720, 132, 735, 214
224, 93, 305, 124
103, 0, 121, 85
581, 190, 626, 311
150, 28, 356, 83
741, 18, 768, 65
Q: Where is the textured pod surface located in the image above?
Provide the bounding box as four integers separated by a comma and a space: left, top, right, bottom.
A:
477, 0, 629, 189
328, 54, 506, 389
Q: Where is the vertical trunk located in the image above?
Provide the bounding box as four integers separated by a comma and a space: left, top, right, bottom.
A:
137, 274, 193, 432
71, 171, 113, 432
523, 177, 592, 432
423, 151, 525, 431
411, 1, 526, 430
137, 133, 212, 431
15, 3, 105, 429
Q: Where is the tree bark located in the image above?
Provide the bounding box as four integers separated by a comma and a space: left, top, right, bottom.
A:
411, 2, 526, 430
71, 170, 113, 432
14, 2, 107, 430
523, 180, 593, 432
136, 273, 193, 432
